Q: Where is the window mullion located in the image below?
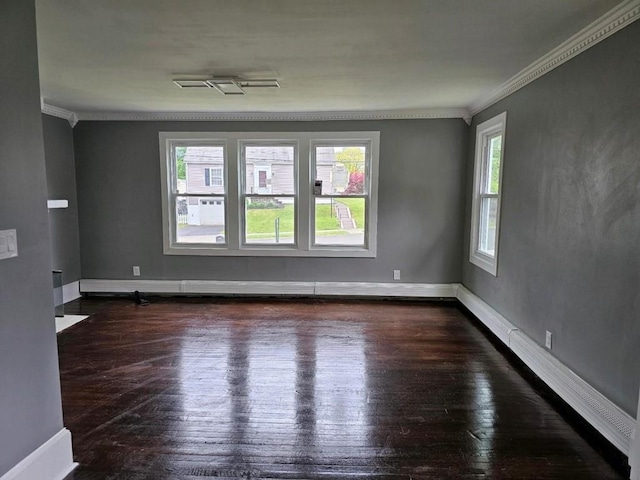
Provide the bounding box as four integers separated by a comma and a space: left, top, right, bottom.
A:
298, 140, 311, 251
226, 139, 240, 250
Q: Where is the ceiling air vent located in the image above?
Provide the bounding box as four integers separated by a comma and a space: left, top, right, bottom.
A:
173, 77, 279, 95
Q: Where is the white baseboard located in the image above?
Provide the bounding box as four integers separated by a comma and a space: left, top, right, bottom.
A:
80, 279, 457, 298
0, 428, 77, 480
315, 282, 456, 297
456, 284, 517, 345
457, 284, 636, 456
509, 330, 635, 455
632, 389, 640, 479
80, 279, 182, 294
183, 280, 316, 295
62, 281, 81, 304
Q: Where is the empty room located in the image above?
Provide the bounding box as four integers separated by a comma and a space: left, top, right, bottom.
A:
0, 0, 639, 479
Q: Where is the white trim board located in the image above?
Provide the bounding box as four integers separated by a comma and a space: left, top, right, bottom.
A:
41, 101, 78, 127
80, 279, 457, 298
71, 108, 472, 125
457, 284, 636, 456
631, 385, 640, 479
0, 428, 77, 480
62, 281, 81, 304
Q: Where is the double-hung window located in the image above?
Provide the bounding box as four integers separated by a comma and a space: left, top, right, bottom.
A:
312, 143, 369, 247
241, 142, 297, 245
470, 112, 506, 275
171, 143, 227, 245
159, 132, 379, 257
205, 167, 223, 187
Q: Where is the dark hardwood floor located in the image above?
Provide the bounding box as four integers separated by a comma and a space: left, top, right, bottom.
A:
59, 297, 626, 479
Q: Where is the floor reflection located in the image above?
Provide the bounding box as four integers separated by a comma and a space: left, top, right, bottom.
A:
470, 365, 495, 477
176, 318, 370, 477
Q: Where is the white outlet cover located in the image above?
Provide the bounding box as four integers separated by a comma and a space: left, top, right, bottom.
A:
393, 270, 401, 280
545, 331, 552, 349
133, 266, 141, 276
0, 229, 18, 260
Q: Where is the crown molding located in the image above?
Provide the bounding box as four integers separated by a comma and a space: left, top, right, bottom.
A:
73, 108, 472, 125
468, 0, 640, 116
41, 101, 78, 127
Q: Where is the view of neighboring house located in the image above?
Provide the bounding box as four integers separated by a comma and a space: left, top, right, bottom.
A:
182, 146, 350, 226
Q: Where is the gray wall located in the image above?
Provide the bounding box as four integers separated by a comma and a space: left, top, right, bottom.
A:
0, 1, 65, 476
74, 119, 468, 283
43, 114, 82, 283
463, 22, 640, 415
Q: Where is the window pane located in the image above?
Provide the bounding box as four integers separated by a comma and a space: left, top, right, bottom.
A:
244, 145, 295, 195
175, 196, 226, 244
478, 197, 498, 256
314, 197, 365, 246
245, 197, 295, 244
485, 134, 502, 194
182, 146, 225, 194
316, 146, 366, 195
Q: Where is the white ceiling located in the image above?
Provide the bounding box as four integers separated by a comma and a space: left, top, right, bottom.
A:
35, 0, 622, 115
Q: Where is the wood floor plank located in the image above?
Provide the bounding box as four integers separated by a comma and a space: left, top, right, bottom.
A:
60, 297, 626, 479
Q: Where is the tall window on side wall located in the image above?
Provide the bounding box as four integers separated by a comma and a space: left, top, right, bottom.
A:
470, 112, 506, 276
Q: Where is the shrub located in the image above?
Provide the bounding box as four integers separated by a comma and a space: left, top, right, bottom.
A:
343, 172, 364, 194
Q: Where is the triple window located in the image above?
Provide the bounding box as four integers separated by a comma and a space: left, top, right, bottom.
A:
160, 132, 379, 257
470, 112, 506, 275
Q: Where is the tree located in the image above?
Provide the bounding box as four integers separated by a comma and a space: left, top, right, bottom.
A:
176, 146, 186, 180
336, 147, 364, 174
490, 139, 501, 193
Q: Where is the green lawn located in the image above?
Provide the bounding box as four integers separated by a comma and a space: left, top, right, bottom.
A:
315, 204, 341, 231
246, 204, 295, 237
245, 200, 364, 238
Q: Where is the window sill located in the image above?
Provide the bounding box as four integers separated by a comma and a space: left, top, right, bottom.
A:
164, 245, 376, 258
469, 250, 497, 276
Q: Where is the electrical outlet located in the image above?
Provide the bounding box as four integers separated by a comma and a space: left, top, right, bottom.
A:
0, 229, 18, 261
393, 270, 401, 280
545, 331, 552, 349
133, 266, 141, 277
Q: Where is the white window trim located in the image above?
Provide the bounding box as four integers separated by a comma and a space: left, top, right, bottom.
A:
469, 112, 506, 276
159, 131, 379, 258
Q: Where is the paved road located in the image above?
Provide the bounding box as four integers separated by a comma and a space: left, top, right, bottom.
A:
178, 225, 224, 236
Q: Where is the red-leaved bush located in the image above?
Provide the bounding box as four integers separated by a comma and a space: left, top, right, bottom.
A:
343, 172, 364, 194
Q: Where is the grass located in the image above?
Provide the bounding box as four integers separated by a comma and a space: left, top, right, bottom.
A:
218, 201, 365, 239
246, 203, 349, 238
314, 204, 341, 231
246, 204, 294, 237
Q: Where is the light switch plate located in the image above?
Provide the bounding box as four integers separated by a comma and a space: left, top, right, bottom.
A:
0, 229, 18, 260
